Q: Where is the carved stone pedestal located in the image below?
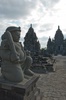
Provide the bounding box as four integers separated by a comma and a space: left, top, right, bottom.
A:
0, 75, 40, 100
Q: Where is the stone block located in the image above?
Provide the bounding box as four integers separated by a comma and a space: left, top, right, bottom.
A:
0, 73, 40, 100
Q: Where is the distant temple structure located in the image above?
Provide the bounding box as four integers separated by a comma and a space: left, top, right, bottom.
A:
47, 26, 66, 55
24, 24, 40, 56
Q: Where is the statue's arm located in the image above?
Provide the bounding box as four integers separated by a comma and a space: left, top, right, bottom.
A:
1, 31, 20, 63
4, 31, 21, 62
0, 40, 11, 61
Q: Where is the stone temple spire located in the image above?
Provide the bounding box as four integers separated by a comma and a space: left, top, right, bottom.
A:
24, 24, 40, 54
30, 24, 32, 28
58, 25, 60, 30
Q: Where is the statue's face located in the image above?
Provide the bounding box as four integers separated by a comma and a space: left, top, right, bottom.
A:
11, 30, 20, 42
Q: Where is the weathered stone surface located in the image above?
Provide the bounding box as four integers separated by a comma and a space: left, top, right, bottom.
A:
0, 26, 34, 82
31, 56, 55, 73
0, 69, 40, 100
37, 55, 66, 100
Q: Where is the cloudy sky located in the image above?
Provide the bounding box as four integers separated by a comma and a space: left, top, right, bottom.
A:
0, 0, 66, 48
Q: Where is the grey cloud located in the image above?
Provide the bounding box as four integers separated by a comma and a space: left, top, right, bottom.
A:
40, 0, 60, 8
61, 29, 66, 39
0, 0, 38, 19
38, 37, 48, 48
20, 37, 24, 42
32, 24, 38, 28
63, 29, 66, 33
64, 35, 66, 39
64, 34, 66, 39
39, 36, 48, 41
39, 23, 53, 32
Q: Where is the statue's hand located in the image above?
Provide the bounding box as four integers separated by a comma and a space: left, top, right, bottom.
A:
26, 50, 31, 56
10, 52, 20, 63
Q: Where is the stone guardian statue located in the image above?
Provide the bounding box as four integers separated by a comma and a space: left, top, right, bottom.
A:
0, 26, 34, 82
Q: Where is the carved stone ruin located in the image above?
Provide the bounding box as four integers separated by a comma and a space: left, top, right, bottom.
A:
31, 55, 55, 73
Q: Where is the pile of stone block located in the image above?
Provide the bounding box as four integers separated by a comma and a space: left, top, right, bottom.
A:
32, 55, 55, 73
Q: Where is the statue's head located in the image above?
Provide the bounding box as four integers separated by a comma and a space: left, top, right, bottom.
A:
6, 26, 21, 32
2, 26, 21, 42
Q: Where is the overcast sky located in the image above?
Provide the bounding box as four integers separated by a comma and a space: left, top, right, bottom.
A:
0, 0, 66, 48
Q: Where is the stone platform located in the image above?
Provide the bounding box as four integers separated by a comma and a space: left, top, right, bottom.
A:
0, 69, 40, 100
